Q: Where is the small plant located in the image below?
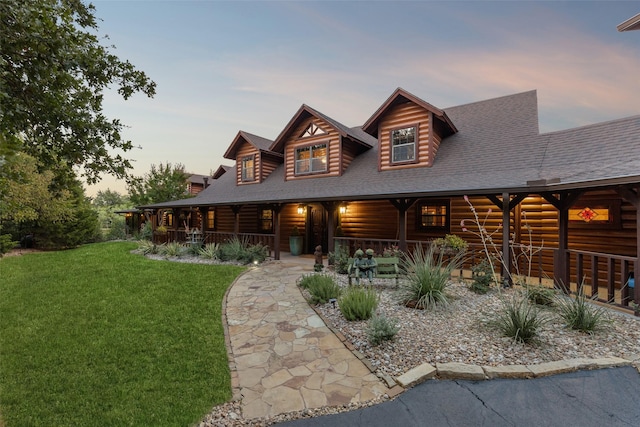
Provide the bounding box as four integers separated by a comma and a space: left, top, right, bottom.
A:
470, 258, 494, 294
198, 243, 220, 260
139, 222, 153, 241
160, 241, 184, 257
339, 286, 379, 321
137, 240, 160, 255
395, 243, 463, 309
299, 274, 342, 304
433, 234, 468, 254
555, 291, 610, 334
382, 245, 403, 258
245, 243, 269, 264
218, 236, 248, 262
290, 225, 300, 236
155, 225, 168, 235
526, 285, 556, 306
493, 294, 546, 344
314, 263, 324, 272
328, 245, 350, 274
366, 314, 400, 346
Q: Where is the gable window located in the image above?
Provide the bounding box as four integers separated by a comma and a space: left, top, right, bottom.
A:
241, 155, 255, 182
259, 208, 274, 233
391, 126, 416, 163
295, 143, 327, 175
416, 199, 450, 232
302, 123, 327, 138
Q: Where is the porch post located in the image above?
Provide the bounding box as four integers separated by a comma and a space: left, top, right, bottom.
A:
273, 204, 282, 260
323, 202, 338, 253
389, 198, 417, 252
199, 207, 207, 234
501, 192, 512, 287
231, 205, 241, 235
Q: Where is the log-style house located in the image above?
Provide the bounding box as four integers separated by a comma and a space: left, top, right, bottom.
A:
139, 88, 640, 311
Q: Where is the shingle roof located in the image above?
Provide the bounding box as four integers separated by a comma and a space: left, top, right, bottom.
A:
223, 131, 277, 160
618, 13, 640, 32
141, 89, 640, 209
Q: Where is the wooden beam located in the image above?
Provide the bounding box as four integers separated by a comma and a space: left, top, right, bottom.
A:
321, 201, 340, 252
501, 192, 512, 287
272, 204, 282, 260
389, 198, 417, 252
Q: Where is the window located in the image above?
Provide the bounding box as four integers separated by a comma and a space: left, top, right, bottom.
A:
391, 126, 416, 163
206, 209, 215, 230
569, 199, 621, 229
301, 123, 327, 138
295, 143, 327, 175
241, 155, 255, 182
416, 200, 450, 232
259, 208, 274, 233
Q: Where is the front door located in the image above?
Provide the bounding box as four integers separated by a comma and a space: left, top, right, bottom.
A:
306, 205, 327, 253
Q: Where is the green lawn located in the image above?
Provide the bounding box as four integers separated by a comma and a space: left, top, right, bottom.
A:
0, 241, 245, 426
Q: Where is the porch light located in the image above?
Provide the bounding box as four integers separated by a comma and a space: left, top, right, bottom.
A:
339, 204, 347, 215
297, 204, 306, 215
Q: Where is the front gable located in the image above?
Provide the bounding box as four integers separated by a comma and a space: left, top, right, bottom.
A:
271, 105, 372, 181
223, 131, 281, 185
363, 88, 456, 171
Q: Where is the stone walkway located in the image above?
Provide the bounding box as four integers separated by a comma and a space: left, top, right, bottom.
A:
223, 260, 390, 419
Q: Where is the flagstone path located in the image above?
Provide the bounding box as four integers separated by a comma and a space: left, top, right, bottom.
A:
223, 260, 389, 419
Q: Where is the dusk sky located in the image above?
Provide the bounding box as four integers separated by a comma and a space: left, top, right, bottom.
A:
87, 1, 640, 197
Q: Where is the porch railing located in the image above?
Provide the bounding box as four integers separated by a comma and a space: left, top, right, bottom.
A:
152, 230, 276, 259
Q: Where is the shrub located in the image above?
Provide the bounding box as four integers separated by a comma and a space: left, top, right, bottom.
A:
527, 285, 556, 306
245, 243, 269, 264
299, 274, 341, 304
137, 240, 160, 255
328, 245, 350, 274
395, 244, 463, 309
470, 259, 494, 294
198, 243, 220, 260
555, 292, 610, 334
139, 222, 153, 241
218, 236, 247, 262
493, 294, 546, 344
339, 286, 378, 321
433, 234, 468, 254
366, 314, 400, 346
160, 241, 184, 257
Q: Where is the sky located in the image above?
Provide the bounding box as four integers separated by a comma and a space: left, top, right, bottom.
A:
86, 0, 640, 197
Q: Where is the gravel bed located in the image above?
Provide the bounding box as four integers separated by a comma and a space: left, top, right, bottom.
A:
142, 254, 640, 426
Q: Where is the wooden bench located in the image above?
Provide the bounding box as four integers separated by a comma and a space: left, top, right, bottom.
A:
347, 256, 402, 285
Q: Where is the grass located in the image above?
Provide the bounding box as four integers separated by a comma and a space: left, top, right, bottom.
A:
0, 241, 245, 426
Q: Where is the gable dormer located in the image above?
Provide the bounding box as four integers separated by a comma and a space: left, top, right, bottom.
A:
271, 105, 372, 181
223, 131, 282, 185
362, 88, 457, 171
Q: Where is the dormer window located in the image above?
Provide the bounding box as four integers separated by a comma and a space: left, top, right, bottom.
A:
241, 155, 255, 182
391, 126, 416, 163
295, 143, 327, 175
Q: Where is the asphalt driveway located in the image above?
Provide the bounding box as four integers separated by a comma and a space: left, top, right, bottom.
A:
276, 366, 640, 427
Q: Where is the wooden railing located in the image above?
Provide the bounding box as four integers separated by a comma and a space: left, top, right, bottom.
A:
563, 249, 637, 307
152, 230, 276, 258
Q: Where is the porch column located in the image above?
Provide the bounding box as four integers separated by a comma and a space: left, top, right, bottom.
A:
542, 191, 582, 293
273, 204, 282, 260
501, 192, 512, 287
389, 198, 417, 252
199, 207, 207, 234
617, 186, 640, 305
231, 205, 241, 235
322, 202, 340, 252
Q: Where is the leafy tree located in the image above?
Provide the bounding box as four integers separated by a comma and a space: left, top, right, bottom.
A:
93, 189, 128, 208
0, 153, 99, 249
128, 163, 193, 206
0, 0, 156, 184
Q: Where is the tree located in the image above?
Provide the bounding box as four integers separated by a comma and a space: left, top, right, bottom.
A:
0, 0, 156, 184
128, 163, 193, 206
0, 152, 100, 249
93, 189, 128, 208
